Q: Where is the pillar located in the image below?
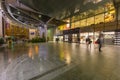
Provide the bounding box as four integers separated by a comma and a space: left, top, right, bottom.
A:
0, 2, 3, 37
44, 24, 47, 42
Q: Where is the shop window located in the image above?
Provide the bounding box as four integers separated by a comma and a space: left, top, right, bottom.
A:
80, 12, 87, 19
87, 9, 95, 17
118, 7, 120, 20
72, 16, 75, 22
95, 14, 104, 24
71, 22, 75, 29
105, 2, 115, 11
81, 19, 87, 27
74, 21, 80, 28
95, 6, 104, 15
105, 10, 115, 22
87, 17, 94, 26
71, 15, 80, 22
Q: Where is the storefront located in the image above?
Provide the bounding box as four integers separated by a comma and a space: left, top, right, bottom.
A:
63, 28, 80, 43
114, 30, 120, 45
80, 33, 88, 43
80, 32, 99, 44
64, 35, 68, 42
103, 31, 115, 45
53, 35, 63, 42
72, 34, 78, 43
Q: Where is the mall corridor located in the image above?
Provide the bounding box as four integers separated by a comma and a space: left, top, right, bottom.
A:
0, 42, 120, 80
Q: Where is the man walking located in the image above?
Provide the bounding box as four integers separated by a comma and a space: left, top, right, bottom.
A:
96, 36, 102, 52
86, 37, 92, 48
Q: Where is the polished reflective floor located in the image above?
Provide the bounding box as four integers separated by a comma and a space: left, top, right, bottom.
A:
0, 42, 120, 80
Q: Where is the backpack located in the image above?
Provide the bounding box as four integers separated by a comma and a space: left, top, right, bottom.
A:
96, 39, 100, 44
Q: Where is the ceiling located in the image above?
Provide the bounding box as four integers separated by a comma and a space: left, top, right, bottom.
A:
2, 0, 67, 27
19, 0, 84, 19
19, 0, 111, 19
2, 0, 117, 27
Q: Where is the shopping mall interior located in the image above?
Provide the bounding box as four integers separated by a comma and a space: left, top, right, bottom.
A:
0, 0, 120, 80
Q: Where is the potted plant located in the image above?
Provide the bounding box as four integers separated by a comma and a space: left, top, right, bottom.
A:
0, 38, 4, 46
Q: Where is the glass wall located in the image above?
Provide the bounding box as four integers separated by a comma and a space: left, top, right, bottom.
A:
105, 10, 115, 22
58, 24, 69, 30
71, 22, 75, 29
72, 34, 77, 42
81, 19, 87, 27
87, 17, 94, 26
95, 6, 104, 15
95, 14, 104, 24
74, 21, 80, 28
117, 6, 120, 20
58, 1, 115, 30
69, 2, 114, 28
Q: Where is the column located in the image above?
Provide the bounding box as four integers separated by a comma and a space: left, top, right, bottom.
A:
44, 24, 47, 42
0, 2, 3, 37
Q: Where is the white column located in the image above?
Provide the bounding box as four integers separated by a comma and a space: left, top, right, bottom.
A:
44, 24, 47, 42
0, 3, 3, 37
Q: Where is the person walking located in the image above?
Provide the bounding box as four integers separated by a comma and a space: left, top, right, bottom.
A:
96, 36, 102, 52
77, 38, 80, 44
86, 37, 92, 48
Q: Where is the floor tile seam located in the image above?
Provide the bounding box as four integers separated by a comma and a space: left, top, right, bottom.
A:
29, 63, 67, 80
1, 58, 28, 80
36, 62, 77, 80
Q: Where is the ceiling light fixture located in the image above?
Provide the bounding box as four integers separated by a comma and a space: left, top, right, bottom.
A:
38, 15, 41, 18
17, 11, 20, 14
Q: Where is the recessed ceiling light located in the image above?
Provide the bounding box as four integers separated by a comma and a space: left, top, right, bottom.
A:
38, 15, 41, 18
17, 11, 20, 14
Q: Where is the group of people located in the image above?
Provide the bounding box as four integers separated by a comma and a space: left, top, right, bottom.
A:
86, 35, 103, 52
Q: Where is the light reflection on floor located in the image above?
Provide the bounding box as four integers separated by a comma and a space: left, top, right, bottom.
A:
0, 43, 120, 80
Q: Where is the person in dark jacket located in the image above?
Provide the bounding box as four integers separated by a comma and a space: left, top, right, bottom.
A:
96, 36, 102, 52
86, 37, 92, 48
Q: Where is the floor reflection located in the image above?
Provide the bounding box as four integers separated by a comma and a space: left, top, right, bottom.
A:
0, 43, 120, 80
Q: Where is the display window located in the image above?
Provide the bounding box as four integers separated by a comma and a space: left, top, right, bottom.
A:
81, 19, 87, 27
64, 35, 68, 42
54, 36, 63, 42
105, 2, 115, 11
87, 9, 95, 17
104, 32, 115, 39
80, 32, 99, 44
87, 17, 94, 26
58, 36, 63, 41
80, 33, 88, 43
95, 6, 104, 15
72, 15, 80, 22
71, 22, 75, 29
105, 10, 115, 22
95, 14, 104, 24
63, 25, 68, 30
118, 7, 120, 20
72, 34, 77, 42
74, 21, 80, 28
103, 31, 115, 45
80, 12, 87, 19
58, 25, 64, 30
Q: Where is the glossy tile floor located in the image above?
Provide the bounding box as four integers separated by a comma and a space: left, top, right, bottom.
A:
0, 42, 120, 80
